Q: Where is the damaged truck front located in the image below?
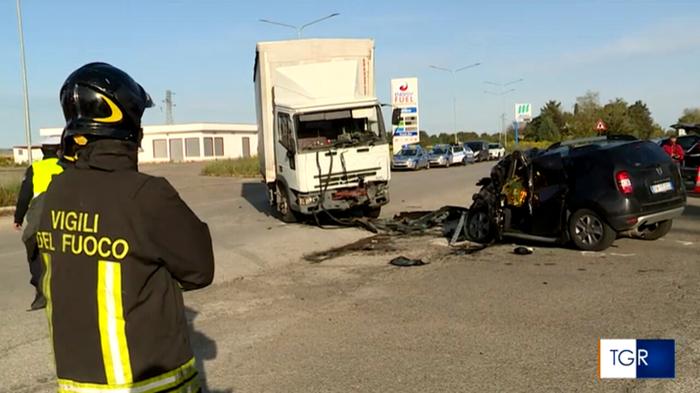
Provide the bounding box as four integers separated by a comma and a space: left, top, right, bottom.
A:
255, 39, 391, 222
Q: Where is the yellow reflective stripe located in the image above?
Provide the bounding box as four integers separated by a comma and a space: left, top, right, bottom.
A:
97, 261, 132, 385
57, 357, 198, 393
42, 253, 53, 339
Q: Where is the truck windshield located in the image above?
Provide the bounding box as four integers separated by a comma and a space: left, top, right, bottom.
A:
295, 106, 385, 150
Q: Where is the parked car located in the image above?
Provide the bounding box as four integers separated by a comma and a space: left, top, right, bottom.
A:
428, 145, 453, 167
464, 141, 490, 162
488, 143, 506, 160
392, 145, 430, 170
466, 136, 686, 251
449, 144, 468, 165
463, 145, 476, 163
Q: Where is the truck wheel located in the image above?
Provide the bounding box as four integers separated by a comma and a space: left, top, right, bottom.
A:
466, 206, 495, 244
364, 206, 382, 219
275, 183, 300, 223
637, 220, 673, 241
569, 209, 616, 251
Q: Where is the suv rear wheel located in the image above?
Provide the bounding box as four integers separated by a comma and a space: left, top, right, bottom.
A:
569, 209, 616, 251
637, 220, 673, 241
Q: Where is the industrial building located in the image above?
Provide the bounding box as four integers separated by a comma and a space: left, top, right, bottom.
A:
13, 123, 257, 164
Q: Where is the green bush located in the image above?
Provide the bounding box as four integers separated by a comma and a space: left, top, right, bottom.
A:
505, 140, 553, 153
201, 157, 260, 178
0, 181, 20, 207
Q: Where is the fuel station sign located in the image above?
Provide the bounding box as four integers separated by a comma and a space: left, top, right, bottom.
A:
391, 78, 420, 154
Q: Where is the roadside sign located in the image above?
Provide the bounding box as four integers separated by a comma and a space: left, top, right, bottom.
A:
595, 119, 608, 133
515, 103, 532, 122
391, 78, 420, 154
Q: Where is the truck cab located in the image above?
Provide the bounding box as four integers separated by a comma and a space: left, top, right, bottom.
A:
272, 99, 390, 219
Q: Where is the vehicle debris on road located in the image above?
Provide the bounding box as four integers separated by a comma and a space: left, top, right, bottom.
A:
513, 246, 534, 255
389, 256, 428, 267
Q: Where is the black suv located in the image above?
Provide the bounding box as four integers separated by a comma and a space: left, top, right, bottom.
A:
466, 136, 687, 251
464, 141, 490, 162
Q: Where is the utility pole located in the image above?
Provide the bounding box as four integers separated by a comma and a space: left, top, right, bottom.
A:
163, 90, 175, 125
484, 78, 523, 148
429, 62, 481, 144
16, 0, 32, 162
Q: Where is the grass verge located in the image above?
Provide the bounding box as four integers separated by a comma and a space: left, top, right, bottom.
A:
0, 156, 23, 168
201, 157, 260, 178
0, 181, 20, 207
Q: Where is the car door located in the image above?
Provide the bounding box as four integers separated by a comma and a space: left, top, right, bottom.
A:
452, 147, 465, 163
528, 153, 568, 237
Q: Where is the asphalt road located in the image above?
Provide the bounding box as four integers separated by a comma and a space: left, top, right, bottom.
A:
1, 161, 698, 392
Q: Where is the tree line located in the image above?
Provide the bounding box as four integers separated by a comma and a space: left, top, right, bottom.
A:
412, 91, 699, 145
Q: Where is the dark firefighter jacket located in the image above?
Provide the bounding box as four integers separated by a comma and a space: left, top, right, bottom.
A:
15, 154, 64, 240
36, 140, 215, 393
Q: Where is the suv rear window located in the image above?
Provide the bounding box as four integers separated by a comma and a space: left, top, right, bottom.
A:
466, 142, 483, 151
615, 141, 670, 166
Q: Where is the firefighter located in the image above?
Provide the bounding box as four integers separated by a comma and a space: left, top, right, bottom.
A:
36, 62, 214, 393
14, 135, 64, 310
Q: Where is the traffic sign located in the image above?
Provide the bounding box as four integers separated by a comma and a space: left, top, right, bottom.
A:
595, 119, 608, 133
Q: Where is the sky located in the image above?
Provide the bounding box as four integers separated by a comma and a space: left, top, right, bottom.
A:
1, 0, 699, 147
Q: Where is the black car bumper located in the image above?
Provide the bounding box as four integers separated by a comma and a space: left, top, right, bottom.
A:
607, 202, 686, 231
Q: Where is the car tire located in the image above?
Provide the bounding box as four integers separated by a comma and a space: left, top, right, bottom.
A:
637, 220, 673, 241
569, 209, 616, 251
275, 182, 301, 223
466, 205, 495, 244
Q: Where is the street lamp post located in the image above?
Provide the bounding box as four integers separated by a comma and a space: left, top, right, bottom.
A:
429, 62, 481, 144
484, 78, 523, 148
16, 0, 32, 163
259, 13, 340, 39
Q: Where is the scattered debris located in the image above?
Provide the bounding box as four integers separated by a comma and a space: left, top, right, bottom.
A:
304, 235, 396, 263
389, 256, 428, 267
451, 244, 488, 256
513, 246, 534, 255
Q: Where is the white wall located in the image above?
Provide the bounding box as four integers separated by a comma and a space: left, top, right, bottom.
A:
36, 124, 259, 164
139, 131, 258, 163
13, 147, 43, 164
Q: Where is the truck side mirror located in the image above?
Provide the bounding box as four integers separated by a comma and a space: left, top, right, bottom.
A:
391, 108, 401, 126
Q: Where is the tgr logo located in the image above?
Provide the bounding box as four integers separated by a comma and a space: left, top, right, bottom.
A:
599, 339, 675, 379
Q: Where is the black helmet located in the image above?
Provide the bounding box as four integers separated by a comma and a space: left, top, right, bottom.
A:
60, 62, 153, 155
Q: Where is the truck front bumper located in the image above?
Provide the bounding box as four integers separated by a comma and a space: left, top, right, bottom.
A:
295, 182, 389, 214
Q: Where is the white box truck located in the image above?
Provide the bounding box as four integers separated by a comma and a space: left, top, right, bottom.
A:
254, 39, 391, 222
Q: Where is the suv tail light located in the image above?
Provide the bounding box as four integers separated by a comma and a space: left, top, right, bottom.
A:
616, 171, 633, 195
